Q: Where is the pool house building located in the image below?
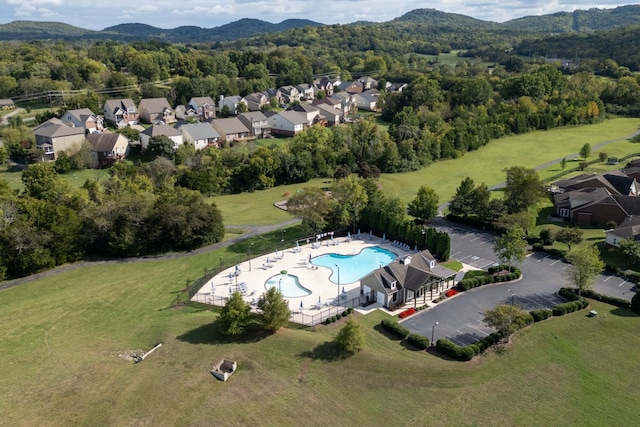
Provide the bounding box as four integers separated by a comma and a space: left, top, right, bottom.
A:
359, 250, 457, 310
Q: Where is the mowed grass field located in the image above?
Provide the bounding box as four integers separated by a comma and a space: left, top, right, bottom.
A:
213, 118, 640, 225
1, 247, 639, 425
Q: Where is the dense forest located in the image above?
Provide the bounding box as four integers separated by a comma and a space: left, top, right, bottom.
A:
1, 9, 640, 279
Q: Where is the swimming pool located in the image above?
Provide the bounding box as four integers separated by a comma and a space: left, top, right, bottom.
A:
265, 274, 311, 298
312, 246, 397, 284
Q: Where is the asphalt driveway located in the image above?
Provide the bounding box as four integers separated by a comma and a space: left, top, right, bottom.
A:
402, 219, 636, 346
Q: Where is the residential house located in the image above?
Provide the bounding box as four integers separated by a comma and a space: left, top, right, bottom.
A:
605, 215, 640, 247
138, 98, 176, 124
103, 99, 139, 128
62, 108, 103, 133
277, 86, 301, 104
359, 250, 457, 310
211, 117, 251, 144
314, 77, 335, 96
0, 99, 16, 110
295, 84, 315, 101
329, 92, 354, 116
175, 105, 197, 121
553, 187, 633, 226
86, 131, 130, 168
358, 76, 378, 90
287, 103, 323, 126
337, 80, 364, 94
314, 103, 342, 126
140, 124, 183, 150
188, 96, 216, 121
266, 111, 308, 136
352, 90, 379, 111
33, 118, 86, 161
178, 122, 220, 149
238, 111, 271, 139
244, 92, 269, 111
553, 171, 640, 196
218, 95, 246, 116
386, 81, 409, 92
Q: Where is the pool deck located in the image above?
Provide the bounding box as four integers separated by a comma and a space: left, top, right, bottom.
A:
193, 235, 415, 312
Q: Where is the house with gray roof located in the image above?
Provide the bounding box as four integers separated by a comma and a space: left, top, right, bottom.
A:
605, 215, 640, 247
218, 95, 246, 116
244, 92, 269, 112
138, 98, 176, 124
210, 117, 251, 145
33, 118, 86, 161
62, 108, 103, 133
86, 131, 130, 168
352, 90, 379, 111
178, 122, 220, 149
359, 250, 457, 310
238, 111, 271, 139
140, 124, 183, 150
314, 103, 342, 126
103, 99, 138, 128
266, 111, 308, 136
188, 97, 216, 121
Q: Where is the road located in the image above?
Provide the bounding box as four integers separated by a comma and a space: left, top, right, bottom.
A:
402, 219, 637, 346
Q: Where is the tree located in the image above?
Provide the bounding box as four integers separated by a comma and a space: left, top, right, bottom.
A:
482, 304, 533, 338
560, 157, 567, 171
580, 143, 591, 161
449, 177, 475, 217
217, 292, 251, 336
565, 245, 605, 296
598, 152, 608, 163
539, 228, 554, 245
493, 225, 527, 269
335, 317, 365, 354
145, 135, 175, 160
257, 287, 291, 332
556, 227, 583, 250
618, 238, 640, 265
286, 187, 333, 234
407, 185, 439, 222
503, 166, 544, 214
331, 175, 368, 232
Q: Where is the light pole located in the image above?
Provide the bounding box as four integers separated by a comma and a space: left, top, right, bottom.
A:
508, 289, 515, 306
279, 277, 283, 293
334, 264, 340, 305
248, 242, 253, 271
431, 322, 439, 346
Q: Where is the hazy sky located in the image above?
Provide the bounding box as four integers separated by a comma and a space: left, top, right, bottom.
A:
1, 1, 634, 30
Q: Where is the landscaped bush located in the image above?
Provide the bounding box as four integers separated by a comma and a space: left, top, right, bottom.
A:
530, 309, 553, 322
336, 313, 342, 320
407, 333, 430, 350
436, 338, 475, 361
559, 287, 580, 301
380, 319, 410, 339
342, 310, 348, 317
347, 307, 353, 314
532, 243, 544, 252
552, 304, 568, 316
560, 287, 630, 309
445, 289, 458, 297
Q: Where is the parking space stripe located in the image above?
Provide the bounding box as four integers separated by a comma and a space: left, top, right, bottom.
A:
550, 259, 562, 265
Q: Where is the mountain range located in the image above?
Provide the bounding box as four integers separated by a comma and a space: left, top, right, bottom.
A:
1, 5, 639, 43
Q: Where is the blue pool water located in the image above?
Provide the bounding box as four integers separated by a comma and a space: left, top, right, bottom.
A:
312, 246, 397, 284
265, 274, 311, 298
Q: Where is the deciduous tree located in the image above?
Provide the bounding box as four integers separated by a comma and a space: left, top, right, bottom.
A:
503, 166, 544, 214
218, 292, 251, 336
556, 227, 584, 250
493, 225, 527, 269
335, 317, 365, 354
565, 245, 604, 296
482, 304, 533, 338
408, 184, 439, 222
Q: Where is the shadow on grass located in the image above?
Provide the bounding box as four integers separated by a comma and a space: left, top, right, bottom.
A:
176, 322, 272, 345
610, 308, 639, 318
372, 324, 404, 341
300, 341, 350, 362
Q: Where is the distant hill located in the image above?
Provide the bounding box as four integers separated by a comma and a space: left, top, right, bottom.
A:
502, 5, 640, 32
0, 6, 639, 43
0, 18, 323, 42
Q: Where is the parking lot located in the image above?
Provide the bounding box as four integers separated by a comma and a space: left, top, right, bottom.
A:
402, 219, 636, 346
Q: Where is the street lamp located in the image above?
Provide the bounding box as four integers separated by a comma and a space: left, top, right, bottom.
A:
431, 321, 439, 346
508, 289, 515, 306
248, 243, 254, 271
334, 264, 340, 305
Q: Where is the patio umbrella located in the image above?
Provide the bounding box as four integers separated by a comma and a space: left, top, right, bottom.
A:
414, 244, 418, 252
382, 233, 386, 241
300, 301, 304, 309
347, 232, 351, 238
308, 254, 312, 263
229, 286, 232, 294
318, 296, 321, 304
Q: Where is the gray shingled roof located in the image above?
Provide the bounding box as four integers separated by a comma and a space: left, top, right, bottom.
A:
141, 124, 182, 137
139, 97, 172, 113
178, 122, 220, 140
211, 117, 249, 135
33, 119, 85, 138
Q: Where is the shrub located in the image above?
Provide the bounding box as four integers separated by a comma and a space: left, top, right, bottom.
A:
407, 333, 430, 350
380, 319, 410, 339
532, 243, 544, 252
552, 304, 567, 316
436, 338, 475, 361
330, 316, 336, 323
559, 287, 580, 301
342, 310, 348, 317
336, 313, 342, 320
347, 307, 353, 314
530, 309, 552, 322
631, 292, 640, 314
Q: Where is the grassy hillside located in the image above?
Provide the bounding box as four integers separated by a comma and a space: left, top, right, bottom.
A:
1, 246, 639, 425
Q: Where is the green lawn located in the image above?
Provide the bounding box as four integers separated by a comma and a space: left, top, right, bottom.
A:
213, 118, 640, 226
0, 165, 110, 191
1, 247, 639, 425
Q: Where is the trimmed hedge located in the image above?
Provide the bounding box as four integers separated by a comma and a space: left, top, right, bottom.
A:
436, 338, 474, 361
559, 287, 630, 309
380, 319, 410, 339
530, 309, 553, 322
552, 298, 588, 316
457, 266, 521, 292
407, 333, 430, 350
